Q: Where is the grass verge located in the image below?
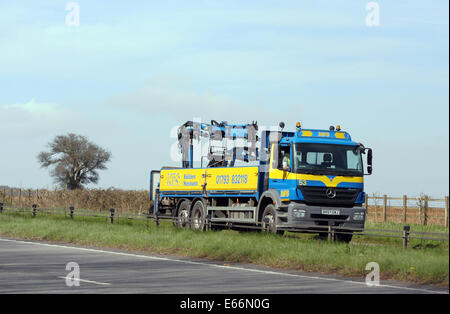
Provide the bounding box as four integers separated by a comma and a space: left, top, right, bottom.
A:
0, 212, 448, 286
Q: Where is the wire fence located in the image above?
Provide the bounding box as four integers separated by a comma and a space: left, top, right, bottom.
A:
366, 195, 449, 226
1, 203, 448, 249
1, 188, 448, 226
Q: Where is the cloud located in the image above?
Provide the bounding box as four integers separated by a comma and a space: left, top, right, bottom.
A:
0, 99, 83, 137
4, 99, 64, 115
0, 99, 123, 145
106, 76, 302, 125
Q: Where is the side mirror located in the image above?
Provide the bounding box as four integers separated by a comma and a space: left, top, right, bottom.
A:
367, 148, 373, 175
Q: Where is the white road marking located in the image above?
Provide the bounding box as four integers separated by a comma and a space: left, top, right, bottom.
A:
0, 238, 447, 294
57, 276, 111, 286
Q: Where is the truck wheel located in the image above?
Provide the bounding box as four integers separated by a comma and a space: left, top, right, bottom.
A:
261, 205, 284, 235
191, 201, 206, 231
176, 201, 190, 228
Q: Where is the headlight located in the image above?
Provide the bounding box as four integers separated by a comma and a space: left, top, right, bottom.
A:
353, 212, 365, 221
293, 209, 306, 218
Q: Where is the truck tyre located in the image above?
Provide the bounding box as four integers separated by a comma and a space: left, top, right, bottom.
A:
261, 205, 284, 235
176, 201, 190, 228
191, 201, 206, 231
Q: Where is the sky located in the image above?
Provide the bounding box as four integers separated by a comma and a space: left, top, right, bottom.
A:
0, 0, 448, 197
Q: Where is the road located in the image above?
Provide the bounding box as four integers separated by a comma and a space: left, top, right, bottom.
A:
0, 238, 447, 294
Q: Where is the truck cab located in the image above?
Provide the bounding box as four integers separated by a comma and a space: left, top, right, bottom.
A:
259, 125, 372, 240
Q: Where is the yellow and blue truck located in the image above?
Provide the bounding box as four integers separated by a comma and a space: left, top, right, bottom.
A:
150, 120, 372, 242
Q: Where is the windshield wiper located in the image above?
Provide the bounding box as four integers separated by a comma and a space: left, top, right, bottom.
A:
298, 170, 316, 174
297, 169, 362, 177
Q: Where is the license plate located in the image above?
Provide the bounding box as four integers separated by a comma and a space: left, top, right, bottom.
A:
321, 209, 340, 215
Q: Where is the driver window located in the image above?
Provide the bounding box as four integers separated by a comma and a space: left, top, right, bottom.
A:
278, 145, 291, 171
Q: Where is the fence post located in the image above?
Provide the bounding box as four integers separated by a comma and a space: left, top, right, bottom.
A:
110, 208, 115, 224
146, 206, 152, 227
374, 196, 378, 223
445, 196, 449, 228
418, 195, 423, 225
423, 195, 428, 226
328, 226, 335, 242
69, 206, 74, 220
403, 225, 410, 248
383, 195, 387, 222
32, 204, 37, 217
155, 212, 160, 227
0, 202, 3, 214
402, 195, 407, 224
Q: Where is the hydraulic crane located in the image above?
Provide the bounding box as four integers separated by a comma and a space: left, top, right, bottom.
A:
177, 120, 259, 168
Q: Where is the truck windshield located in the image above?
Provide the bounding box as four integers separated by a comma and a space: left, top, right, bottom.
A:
293, 143, 363, 176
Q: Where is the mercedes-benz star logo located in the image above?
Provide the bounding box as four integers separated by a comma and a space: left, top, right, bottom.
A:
326, 188, 336, 199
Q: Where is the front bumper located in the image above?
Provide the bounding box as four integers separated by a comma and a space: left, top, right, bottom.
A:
277, 202, 366, 232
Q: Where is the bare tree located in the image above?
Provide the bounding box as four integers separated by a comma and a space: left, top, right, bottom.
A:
38, 134, 111, 190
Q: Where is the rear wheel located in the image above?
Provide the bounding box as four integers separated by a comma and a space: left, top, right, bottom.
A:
261, 205, 284, 235
191, 201, 206, 231
176, 201, 190, 228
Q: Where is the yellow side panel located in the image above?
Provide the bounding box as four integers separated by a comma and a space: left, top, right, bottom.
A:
159, 169, 205, 192
335, 132, 346, 139
206, 167, 259, 191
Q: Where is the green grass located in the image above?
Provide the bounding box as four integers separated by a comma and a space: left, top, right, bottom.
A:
284, 221, 449, 249
0, 212, 448, 286
365, 221, 449, 234
358, 222, 449, 248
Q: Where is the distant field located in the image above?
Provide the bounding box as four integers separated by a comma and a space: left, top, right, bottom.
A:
0, 188, 149, 213
0, 211, 448, 286
366, 195, 448, 226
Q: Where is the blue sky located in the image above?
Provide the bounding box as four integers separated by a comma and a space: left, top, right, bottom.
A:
0, 0, 448, 196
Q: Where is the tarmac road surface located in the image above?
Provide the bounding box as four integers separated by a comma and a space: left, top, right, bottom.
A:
0, 238, 447, 294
